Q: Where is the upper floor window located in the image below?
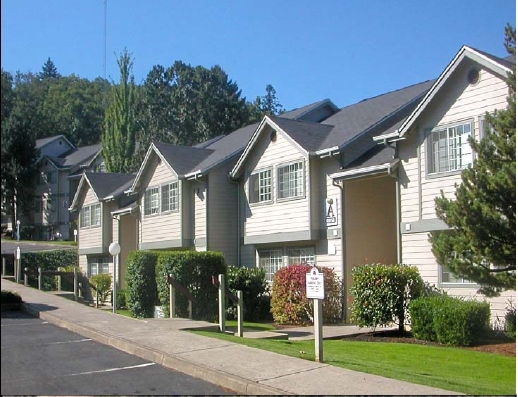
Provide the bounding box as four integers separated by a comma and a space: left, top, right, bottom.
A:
427, 122, 473, 175
80, 206, 91, 228
161, 182, 179, 212
34, 197, 42, 213
278, 161, 304, 199
95, 161, 106, 173
249, 168, 272, 204
144, 186, 160, 216
80, 203, 101, 229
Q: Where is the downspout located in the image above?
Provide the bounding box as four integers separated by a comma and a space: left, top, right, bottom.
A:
332, 178, 346, 322
228, 175, 240, 266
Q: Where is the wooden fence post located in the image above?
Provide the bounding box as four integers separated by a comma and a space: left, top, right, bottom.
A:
73, 267, 78, 301
38, 267, 42, 290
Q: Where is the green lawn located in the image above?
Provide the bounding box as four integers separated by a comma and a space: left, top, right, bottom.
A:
191, 328, 516, 395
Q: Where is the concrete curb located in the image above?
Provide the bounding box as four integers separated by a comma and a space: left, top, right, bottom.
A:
21, 302, 291, 395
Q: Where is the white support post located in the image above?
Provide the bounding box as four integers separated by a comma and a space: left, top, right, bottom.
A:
38, 267, 42, 290
24, 267, 28, 286
237, 290, 243, 337
73, 267, 78, 301
57, 275, 62, 292
314, 299, 324, 363
218, 274, 225, 333
188, 300, 192, 320
169, 279, 175, 319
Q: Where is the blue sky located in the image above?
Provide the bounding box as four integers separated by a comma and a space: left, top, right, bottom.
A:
1, 0, 516, 112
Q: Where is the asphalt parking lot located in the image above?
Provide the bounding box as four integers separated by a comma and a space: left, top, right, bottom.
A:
1, 310, 231, 396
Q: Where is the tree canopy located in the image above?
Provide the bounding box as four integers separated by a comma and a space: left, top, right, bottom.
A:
430, 24, 516, 297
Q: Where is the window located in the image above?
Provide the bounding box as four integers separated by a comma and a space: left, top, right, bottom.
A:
95, 161, 106, 173
34, 198, 42, 213
161, 182, 179, 212
427, 122, 473, 175
46, 197, 56, 213
144, 186, 159, 216
440, 266, 475, 284
278, 161, 304, 199
88, 257, 110, 277
91, 203, 101, 227
249, 169, 272, 204
80, 206, 91, 228
259, 249, 284, 283
46, 171, 57, 184
288, 247, 315, 266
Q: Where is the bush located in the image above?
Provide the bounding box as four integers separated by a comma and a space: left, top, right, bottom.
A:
504, 304, 516, 339
90, 273, 112, 305
350, 263, 424, 332
125, 251, 159, 318
226, 266, 271, 322
409, 294, 491, 346
20, 250, 78, 290
116, 289, 128, 310
270, 264, 342, 325
155, 251, 227, 321
1, 290, 22, 304
56, 265, 81, 291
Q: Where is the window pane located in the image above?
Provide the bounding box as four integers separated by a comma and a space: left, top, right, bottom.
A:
144, 187, 159, 215
288, 247, 315, 266
429, 123, 473, 174
161, 182, 178, 212
278, 162, 304, 199
91, 204, 101, 226
259, 249, 283, 283
249, 173, 259, 203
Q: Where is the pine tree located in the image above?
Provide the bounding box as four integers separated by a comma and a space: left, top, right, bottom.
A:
40, 57, 60, 79
102, 48, 137, 173
430, 25, 516, 297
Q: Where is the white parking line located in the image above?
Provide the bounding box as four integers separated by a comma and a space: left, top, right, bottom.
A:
65, 362, 157, 377
1, 338, 92, 349
1, 321, 49, 327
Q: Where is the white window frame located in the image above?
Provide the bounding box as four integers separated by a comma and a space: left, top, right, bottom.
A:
288, 247, 316, 266
91, 203, 101, 227
80, 206, 91, 229
144, 186, 160, 216
88, 257, 110, 277
427, 121, 473, 176
258, 249, 284, 283
249, 168, 273, 204
277, 161, 305, 200
161, 181, 179, 213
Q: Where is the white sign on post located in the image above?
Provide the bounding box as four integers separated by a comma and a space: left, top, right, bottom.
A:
306, 267, 324, 300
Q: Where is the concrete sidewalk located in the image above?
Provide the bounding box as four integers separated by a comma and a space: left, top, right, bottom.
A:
1, 279, 461, 395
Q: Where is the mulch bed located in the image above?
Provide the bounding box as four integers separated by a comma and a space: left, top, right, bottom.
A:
340, 329, 516, 357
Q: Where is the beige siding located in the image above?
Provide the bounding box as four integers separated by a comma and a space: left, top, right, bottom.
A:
194, 183, 207, 246
114, 214, 137, 289
244, 129, 310, 237
208, 163, 238, 266
40, 137, 73, 157
139, 156, 182, 245
78, 187, 102, 250
398, 62, 511, 322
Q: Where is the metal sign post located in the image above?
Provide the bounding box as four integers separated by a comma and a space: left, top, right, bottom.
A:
306, 266, 325, 362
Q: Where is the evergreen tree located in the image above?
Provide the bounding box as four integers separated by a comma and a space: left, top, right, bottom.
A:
40, 57, 60, 79
102, 48, 137, 173
430, 25, 516, 297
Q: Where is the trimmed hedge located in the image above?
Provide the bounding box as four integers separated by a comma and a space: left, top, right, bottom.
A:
227, 265, 271, 322
350, 263, 424, 332
270, 264, 342, 325
125, 251, 159, 318
155, 251, 227, 321
1, 290, 22, 304
20, 250, 78, 290
409, 294, 491, 346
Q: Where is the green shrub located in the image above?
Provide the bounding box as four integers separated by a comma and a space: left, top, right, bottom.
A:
125, 251, 159, 318
409, 294, 490, 346
155, 251, 227, 321
270, 264, 342, 325
504, 305, 516, 339
1, 290, 22, 304
116, 288, 128, 310
226, 266, 271, 322
20, 249, 78, 290
56, 265, 81, 291
350, 263, 424, 332
89, 273, 112, 305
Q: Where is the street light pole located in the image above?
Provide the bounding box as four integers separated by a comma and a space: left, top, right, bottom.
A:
16, 220, 20, 241
108, 242, 121, 314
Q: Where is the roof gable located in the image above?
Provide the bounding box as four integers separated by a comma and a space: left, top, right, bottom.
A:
395, 46, 512, 138
69, 172, 135, 210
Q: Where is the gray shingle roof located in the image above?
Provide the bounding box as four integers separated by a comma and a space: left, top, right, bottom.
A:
85, 172, 135, 200
319, 79, 435, 150
62, 144, 102, 168
280, 99, 338, 121
153, 142, 214, 176
269, 116, 334, 152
